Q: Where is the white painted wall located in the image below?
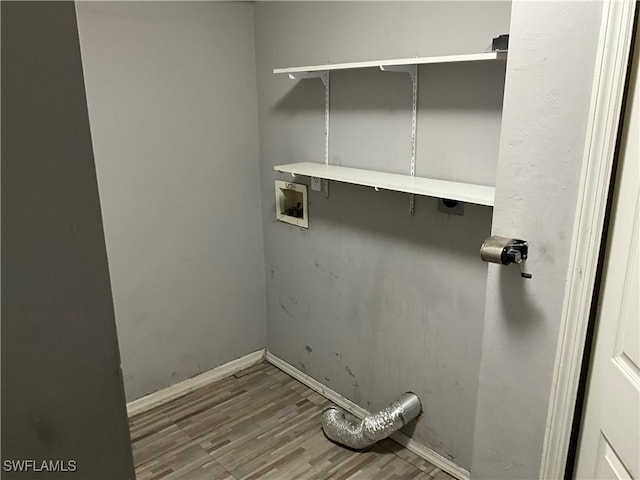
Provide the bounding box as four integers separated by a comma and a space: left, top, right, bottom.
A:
471, 2, 604, 478
76, 1, 266, 401
254, 2, 511, 469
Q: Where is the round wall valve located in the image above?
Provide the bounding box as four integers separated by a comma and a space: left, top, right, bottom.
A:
480, 236, 532, 279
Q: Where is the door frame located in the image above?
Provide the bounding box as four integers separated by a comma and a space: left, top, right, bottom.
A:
540, 1, 637, 478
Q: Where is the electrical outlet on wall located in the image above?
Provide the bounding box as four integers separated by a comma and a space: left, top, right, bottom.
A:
311, 177, 322, 192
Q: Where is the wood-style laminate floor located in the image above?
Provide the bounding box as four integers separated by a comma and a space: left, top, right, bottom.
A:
129, 362, 456, 480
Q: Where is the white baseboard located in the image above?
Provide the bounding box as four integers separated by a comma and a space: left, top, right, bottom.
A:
265, 351, 470, 480
265, 351, 369, 418
126, 348, 266, 418
391, 432, 470, 480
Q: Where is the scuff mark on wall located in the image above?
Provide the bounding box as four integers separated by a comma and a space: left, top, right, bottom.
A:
314, 259, 339, 279
278, 299, 294, 319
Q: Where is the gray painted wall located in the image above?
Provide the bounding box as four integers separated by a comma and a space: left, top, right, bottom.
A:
76, 2, 266, 401
471, 2, 603, 478
254, 2, 511, 469
1, 2, 135, 477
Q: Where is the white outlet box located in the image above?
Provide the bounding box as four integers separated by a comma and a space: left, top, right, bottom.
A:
275, 180, 308, 228
311, 177, 322, 192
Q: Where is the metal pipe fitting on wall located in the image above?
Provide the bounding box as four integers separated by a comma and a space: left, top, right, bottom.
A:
321, 392, 422, 450
480, 235, 533, 278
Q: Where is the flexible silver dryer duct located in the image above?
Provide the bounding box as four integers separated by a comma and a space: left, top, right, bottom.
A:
321, 392, 422, 450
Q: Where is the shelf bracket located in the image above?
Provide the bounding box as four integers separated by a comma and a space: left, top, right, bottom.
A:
288, 71, 330, 198
379, 64, 416, 81
380, 64, 418, 214
287, 71, 328, 86
323, 71, 330, 199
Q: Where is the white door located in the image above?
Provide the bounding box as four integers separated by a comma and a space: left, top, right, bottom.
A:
574, 28, 640, 480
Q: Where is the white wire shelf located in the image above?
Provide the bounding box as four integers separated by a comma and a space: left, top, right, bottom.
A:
274, 162, 495, 207
273, 51, 507, 75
